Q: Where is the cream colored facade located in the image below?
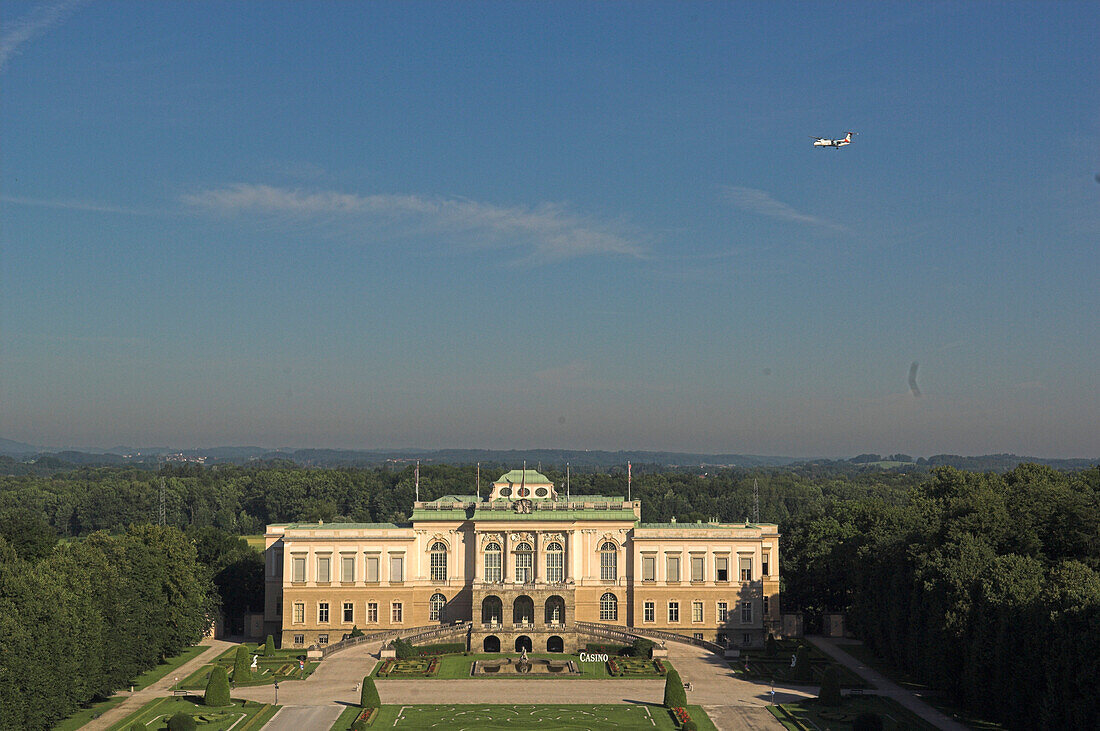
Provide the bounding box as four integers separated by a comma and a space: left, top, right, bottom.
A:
264, 470, 779, 652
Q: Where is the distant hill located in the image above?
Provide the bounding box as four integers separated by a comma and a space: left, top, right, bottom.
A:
0, 438, 39, 456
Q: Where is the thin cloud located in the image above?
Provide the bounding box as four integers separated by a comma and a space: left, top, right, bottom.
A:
183, 183, 646, 263
0, 194, 153, 216
722, 186, 849, 232
0, 0, 89, 72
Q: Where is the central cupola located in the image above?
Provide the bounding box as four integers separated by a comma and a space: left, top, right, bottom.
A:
490, 468, 556, 500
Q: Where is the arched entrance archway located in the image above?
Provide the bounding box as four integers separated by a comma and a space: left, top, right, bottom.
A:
483, 635, 500, 652
547, 635, 564, 653
545, 595, 566, 626
513, 595, 534, 625
482, 596, 502, 625
515, 635, 532, 653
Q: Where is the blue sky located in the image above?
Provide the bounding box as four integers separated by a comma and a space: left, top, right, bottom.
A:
2, 1, 1097, 456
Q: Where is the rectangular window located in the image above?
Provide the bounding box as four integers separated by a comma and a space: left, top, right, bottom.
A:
318, 602, 329, 623
743, 633, 751, 646
715, 556, 729, 582
366, 555, 380, 582
717, 602, 728, 623
293, 602, 304, 623
763, 596, 770, 615
741, 601, 753, 623
692, 601, 703, 622
740, 556, 752, 582
694, 632, 703, 640
430, 548, 447, 582
367, 602, 378, 623
292, 556, 306, 582
389, 555, 404, 583
666, 555, 680, 583
600, 549, 617, 581
318, 634, 328, 646
293, 634, 304, 645
691, 556, 704, 582
516, 550, 533, 583
762, 554, 770, 577
341, 556, 355, 582
343, 602, 353, 623
642, 555, 656, 581
668, 601, 680, 622
391, 602, 403, 623
317, 556, 331, 583
644, 601, 655, 622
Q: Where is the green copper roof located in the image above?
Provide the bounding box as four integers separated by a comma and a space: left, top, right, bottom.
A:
282, 522, 406, 530
495, 469, 552, 484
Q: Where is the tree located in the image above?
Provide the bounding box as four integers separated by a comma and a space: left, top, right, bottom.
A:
233, 645, 252, 681
167, 712, 197, 731
204, 665, 231, 707
264, 635, 276, 656
818, 666, 842, 706
630, 637, 655, 658
360, 675, 380, 708
663, 667, 687, 708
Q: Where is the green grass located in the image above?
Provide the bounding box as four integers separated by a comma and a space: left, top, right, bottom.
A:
240, 534, 267, 552
105, 696, 278, 731
373, 653, 674, 680
769, 695, 939, 731
50, 696, 127, 731
831, 643, 1005, 730
330, 704, 716, 730
129, 644, 210, 690
729, 638, 869, 688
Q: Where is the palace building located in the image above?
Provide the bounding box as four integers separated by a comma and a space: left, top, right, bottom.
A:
263, 469, 779, 653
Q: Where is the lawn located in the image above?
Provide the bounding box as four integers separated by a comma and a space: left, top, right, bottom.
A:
130, 644, 209, 690
106, 696, 278, 731
832, 643, 1005, 730
330, 704, 717, 730
770, 695, 939, 731
373, 653, 674, 680
50, 696, 126, 731
240, 534, 267, 552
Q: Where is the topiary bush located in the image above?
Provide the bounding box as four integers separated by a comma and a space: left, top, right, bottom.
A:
791, 645, 813, 681
167, 711, 196, 731
392, 638, 415, 659
264, 635, 276, 656
663, 667, 687, 708
853, 712, 884, 731
204, 665, 231, 707
360, 675, 380, 709
233, 644, 252, 681
818, 666, 842, 706
765, 632, 778, 657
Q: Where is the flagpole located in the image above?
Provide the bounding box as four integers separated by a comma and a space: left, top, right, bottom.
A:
476, 462, 480, 500
415, 460, 420, 502
628, 461, 632, 503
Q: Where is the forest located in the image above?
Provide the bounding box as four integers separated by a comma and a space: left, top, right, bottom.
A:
1, 461, 1097, 728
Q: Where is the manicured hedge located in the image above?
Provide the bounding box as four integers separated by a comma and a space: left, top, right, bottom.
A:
412, 642, 466, 656
584, 642, 630, 656
664, 668, 687, 708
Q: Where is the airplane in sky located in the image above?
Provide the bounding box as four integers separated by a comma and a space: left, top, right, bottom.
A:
811, 132, 855, 148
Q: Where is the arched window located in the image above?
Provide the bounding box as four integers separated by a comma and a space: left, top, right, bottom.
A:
600, 592, 618, 621
545, 542, 564, 583
484, 542, 502, 583
429, 593, 446, 622
430, 541, 448, 582
515, 542, 533, 583
600, 541, 617, 581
